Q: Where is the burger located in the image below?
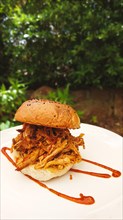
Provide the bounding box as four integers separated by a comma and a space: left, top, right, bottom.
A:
11, 99, 85, 181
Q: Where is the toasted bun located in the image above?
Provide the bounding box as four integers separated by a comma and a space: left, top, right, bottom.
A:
12, 149, 73, 181
15, 99, 80, 129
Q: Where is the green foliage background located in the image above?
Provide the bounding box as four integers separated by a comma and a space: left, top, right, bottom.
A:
1, 0, 123, 89
0, 0, 123, 130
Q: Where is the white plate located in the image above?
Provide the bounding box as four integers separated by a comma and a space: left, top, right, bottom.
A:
0, 123, 122, 219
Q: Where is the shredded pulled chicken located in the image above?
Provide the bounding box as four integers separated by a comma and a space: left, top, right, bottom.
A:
11, 124, 85, 171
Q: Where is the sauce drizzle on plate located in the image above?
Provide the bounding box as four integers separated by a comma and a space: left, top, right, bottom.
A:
71, 158, 121, 178
1, 147, 121, 205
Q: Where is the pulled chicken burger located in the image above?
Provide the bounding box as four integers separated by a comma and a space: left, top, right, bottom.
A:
11, 99, 85, 181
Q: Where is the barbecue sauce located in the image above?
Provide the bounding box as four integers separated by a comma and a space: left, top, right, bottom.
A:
70, 158, 121, 178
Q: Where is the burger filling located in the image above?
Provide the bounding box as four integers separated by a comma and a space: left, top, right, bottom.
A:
11, 124, 85, 171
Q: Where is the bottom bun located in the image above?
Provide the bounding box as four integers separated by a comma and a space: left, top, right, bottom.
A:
21, 163, 73, 181
12, 149, 73, 181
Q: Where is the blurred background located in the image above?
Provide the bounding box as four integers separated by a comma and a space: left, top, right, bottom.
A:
0, 0, 123, 135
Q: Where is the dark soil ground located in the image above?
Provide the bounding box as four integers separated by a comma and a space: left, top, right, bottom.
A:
72, 88, 123, 136
29, 86, 123, 136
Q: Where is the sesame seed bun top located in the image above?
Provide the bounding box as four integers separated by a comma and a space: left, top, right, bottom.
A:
14, 99, 80, 129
